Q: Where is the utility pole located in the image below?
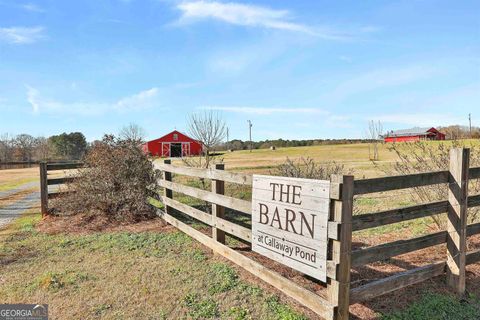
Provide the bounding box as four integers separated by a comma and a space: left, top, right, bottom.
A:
247, 120, 252, 152
469, 113, 472, 138
226, 127, 229, 150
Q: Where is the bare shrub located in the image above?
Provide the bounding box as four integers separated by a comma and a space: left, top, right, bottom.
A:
272, 157, 353, 180
386, 141, 480, 227
53, 134, 159, 221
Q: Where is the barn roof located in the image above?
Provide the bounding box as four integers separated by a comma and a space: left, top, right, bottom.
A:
145, 130, 201, 144
383, 127, 438, 138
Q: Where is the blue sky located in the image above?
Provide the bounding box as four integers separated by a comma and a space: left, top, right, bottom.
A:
0, 0, 479, 141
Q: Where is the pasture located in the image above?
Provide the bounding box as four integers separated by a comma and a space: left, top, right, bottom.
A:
1, 141, 480, 319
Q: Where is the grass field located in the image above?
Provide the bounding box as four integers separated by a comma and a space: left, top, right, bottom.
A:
1, 141, 480, 319
0, 210, 313, 319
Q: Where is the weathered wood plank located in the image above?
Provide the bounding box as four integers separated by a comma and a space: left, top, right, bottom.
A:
446, 148, 469, 294
158, 179, 252, 215
328, 175, 354, 320
47, 177, 75, 185
46, 163, 83, 171
160, 196, 252, 242
161, 196, 212, 226
212, 164, 226, 243
468, 194, 480, 208
40, 162, 48, 216
351, 231, 447, 266
353, 171, 449, 195
163, 159, 173, 215
154, 162, 253, 185
467, 222, 480, 237
349, 261, 446, 304
47, 191, 74, 199
466, 250, 480, 265
157, 209, 335, 320
469, 167, 480, 180
352, 200, 448, 231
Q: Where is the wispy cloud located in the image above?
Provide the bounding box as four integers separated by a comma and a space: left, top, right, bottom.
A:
21, 3, 45, 12
114, 87, 159, 111
369, 113, 465, 127
175, 1, 355, 40
328, 64, 440, 103
200, 106, 328, 115
0, 26, 45, 44
27, 86, 162, 116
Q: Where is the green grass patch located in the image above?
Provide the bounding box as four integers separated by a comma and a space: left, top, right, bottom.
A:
266, 296, 308, 320
184, 293, 219, 319
0, 178, 37, 192
381, 293, 480, 320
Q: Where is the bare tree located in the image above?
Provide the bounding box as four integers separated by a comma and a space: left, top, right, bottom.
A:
367, 120, 383, 161
188, 111, 226, 168
14, 134, 36, 162
35, 137, 51, 161
0, 133, 14, 162
119, 123, 146, 145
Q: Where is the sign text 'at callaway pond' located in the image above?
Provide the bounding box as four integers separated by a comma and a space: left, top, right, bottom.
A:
251, 175, 330, 282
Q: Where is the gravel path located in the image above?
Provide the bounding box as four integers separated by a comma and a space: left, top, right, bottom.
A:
0, 191, 40, 229
0, 181, 54, 229
0, 181, 38, 199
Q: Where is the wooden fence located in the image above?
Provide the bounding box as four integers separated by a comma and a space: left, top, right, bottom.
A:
0, 161, 39, 170
150, 148, 480, 320
39, 162, 83, 216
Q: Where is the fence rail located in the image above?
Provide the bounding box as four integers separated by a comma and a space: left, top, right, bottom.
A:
39, 148, 480, 319
147, 148, 480, 320
40, 162, 83, 215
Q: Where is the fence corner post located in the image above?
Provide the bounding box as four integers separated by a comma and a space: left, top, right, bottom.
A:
212, 163, 226, 244
327, 174, 354, 320
446, 147, 469, 295
163, 159, 173, 214
40, 162, 48, 217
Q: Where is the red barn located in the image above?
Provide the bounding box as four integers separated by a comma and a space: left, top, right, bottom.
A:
142, 130, 203, 157
383, 127, 446, 143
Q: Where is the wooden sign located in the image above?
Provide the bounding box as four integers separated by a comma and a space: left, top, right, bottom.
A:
251, 175, 330, 282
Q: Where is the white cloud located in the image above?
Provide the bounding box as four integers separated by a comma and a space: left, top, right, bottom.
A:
21, 3, 45, 12
175, 1, 351, 39
26, 86, 40, 113
200, 106, 328, 115
26, 86, 162, 116
114, 87, 160, 111
0, 26, 45, 44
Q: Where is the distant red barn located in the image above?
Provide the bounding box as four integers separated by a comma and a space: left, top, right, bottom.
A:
383, 127, 446, 143
142, 130, 203, 157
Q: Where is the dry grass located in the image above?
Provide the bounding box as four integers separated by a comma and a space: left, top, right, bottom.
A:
0, 211, 311, 320
0, 167, 38, 191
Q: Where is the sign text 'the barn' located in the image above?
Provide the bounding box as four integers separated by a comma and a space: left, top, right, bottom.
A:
251, 175, 330, 282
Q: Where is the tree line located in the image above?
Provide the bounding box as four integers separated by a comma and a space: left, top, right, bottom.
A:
438, 125, 480, 140
0, 132, 87, 163
220, 138, 373, 151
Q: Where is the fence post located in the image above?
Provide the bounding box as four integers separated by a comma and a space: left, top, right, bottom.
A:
163, 159, 173, 214
446, 148, 469, 295
328, 174, 354, 320
212, 163, 226, 244
40, 162, 48, 217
